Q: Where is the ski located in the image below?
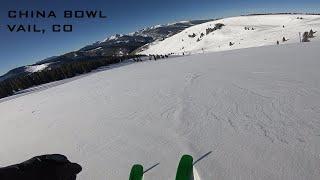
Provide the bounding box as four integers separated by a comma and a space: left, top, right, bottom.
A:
129, 164, 143, 180
175, 154, 193, 180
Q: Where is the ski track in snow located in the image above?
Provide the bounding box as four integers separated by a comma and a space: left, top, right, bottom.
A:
1, 42, 320, 179
193, 168, 201, 180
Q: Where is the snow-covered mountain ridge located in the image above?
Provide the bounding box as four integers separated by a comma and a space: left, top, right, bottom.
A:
140, 14, 320, 55
0, 19, 211, 82
80, 19, 212, 54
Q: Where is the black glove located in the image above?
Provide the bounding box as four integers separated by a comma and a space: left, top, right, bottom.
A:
0, 154, 82, 180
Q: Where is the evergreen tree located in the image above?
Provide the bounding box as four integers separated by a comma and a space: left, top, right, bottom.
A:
302, 31, 310, 42
282, 37, 286, 42
309, 29, 315, 38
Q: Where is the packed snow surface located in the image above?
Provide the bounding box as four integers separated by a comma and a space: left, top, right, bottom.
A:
1, 42, 320, 180
140, 14, 320, 55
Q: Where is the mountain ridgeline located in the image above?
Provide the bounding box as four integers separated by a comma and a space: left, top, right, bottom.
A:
1, 19, 212, 81
0, 19, 212, 99
2, 13, 319, 99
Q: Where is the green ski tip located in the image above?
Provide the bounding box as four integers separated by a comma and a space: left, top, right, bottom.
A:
175, 154, 194, 180
129, 164, 143, 180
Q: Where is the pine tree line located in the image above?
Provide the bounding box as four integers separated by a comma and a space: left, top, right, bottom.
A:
0, 55, 143, 99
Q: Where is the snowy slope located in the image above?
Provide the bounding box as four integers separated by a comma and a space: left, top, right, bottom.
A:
79, 19, 212, 56
0, 63, 52, 82
25, 63, 51, 73
1, 42, 320, 180
140, 14, 320, 55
